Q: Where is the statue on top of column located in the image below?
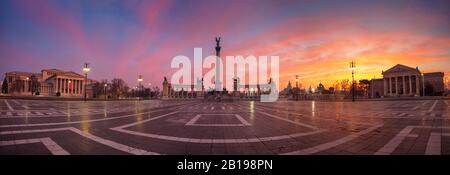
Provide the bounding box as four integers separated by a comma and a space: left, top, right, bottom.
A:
215, 37, 221, 56
215, 37, 221, 47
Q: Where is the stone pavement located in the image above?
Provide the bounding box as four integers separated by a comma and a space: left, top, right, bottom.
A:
0, 99, 449, 155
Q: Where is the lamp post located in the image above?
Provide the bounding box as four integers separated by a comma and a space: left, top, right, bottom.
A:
349, 61, 356, 102
26, 77, 30, 95
138, 75, 143, 100
104, 83, 107, 100
82, 63, 90, 101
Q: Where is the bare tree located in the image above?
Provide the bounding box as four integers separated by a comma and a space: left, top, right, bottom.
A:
111, 78, 127, 98
358, 79, 370, 96
92, 79, 107, 98
340, 79, 350, 93
332, 80, 340, 94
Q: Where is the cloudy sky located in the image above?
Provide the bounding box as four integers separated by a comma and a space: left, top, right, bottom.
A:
1, 0, 449, 88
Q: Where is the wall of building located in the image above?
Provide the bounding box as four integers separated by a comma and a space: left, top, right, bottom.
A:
369, 79, 384, 98
424, 72, 445, 96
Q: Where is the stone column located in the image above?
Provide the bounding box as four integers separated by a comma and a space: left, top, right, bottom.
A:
76, 80, 79, 94
415, 75, 420, 96
24, 80, 28, 93
78, 80, 81, 94
409, 75, 412, 95
63, 79, 66, 94
68, 79, 71, 94
60, 79, 63, 94
57, 78, 60, 93
383, 78, 387, 97
59, 78, 64, 94
60, 78, 63, 94
75, 80, 78, 94
394, 76, 398, 96
402, 75, 406, 96
388, 77, 392, 96
64, 78, 69, 94
55, 78, 59, 93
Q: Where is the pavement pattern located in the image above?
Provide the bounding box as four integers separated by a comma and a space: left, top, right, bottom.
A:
0, 98, 449, 155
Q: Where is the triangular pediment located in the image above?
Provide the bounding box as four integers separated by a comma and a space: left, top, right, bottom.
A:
383, 64, 420, 75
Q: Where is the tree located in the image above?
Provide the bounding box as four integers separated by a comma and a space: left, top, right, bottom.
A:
92, 80, 107, 98
1, 77, 8, 94
151, 86, 160, 98
332, 80, 340, 94
328, 87, 335, 94
358, 79, 370, 96
339, 79, 350, 93
111, 78, 127, 98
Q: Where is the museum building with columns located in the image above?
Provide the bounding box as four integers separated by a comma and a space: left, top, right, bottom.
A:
3, 69, 96, 97
370, 64, 445, 97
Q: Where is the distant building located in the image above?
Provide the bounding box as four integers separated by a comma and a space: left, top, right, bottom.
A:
369, 78, 384, 98
3, 69, 96, 97
424, 72, 445, 96
369, 64, 445, 97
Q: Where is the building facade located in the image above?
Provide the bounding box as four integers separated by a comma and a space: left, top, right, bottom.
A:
370, 64, 445, 97
3, 69, 95, 98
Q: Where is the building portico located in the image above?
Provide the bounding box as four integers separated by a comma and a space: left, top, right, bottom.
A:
3, 69, 93, 98
381, 64, 421, 97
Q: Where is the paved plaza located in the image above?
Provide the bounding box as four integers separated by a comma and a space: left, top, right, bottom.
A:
0, 98, 449, 155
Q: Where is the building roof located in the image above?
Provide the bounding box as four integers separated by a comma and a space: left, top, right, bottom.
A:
382, 64, 421, 75
424, 72, 444, 77
5, 71, 41, 77
43, 69, 85, 80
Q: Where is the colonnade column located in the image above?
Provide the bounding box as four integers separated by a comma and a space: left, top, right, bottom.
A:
389, 77, 392, 96
415, 75, 420, 96
409, 76, 412, 95
402, 76, 406, 95
395, 77, 398, 96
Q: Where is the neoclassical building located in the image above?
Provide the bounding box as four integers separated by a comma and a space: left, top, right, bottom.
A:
370, 64, 445, 97
382, 64, 422, 96
3, 69, 95, 97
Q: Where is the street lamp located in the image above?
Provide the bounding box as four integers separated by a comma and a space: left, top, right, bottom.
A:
104, 83, 107, 100
138, 75, 143, 100
349, 61, 356, 102
25, 77, 30, 95
82, 63, 90, 101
